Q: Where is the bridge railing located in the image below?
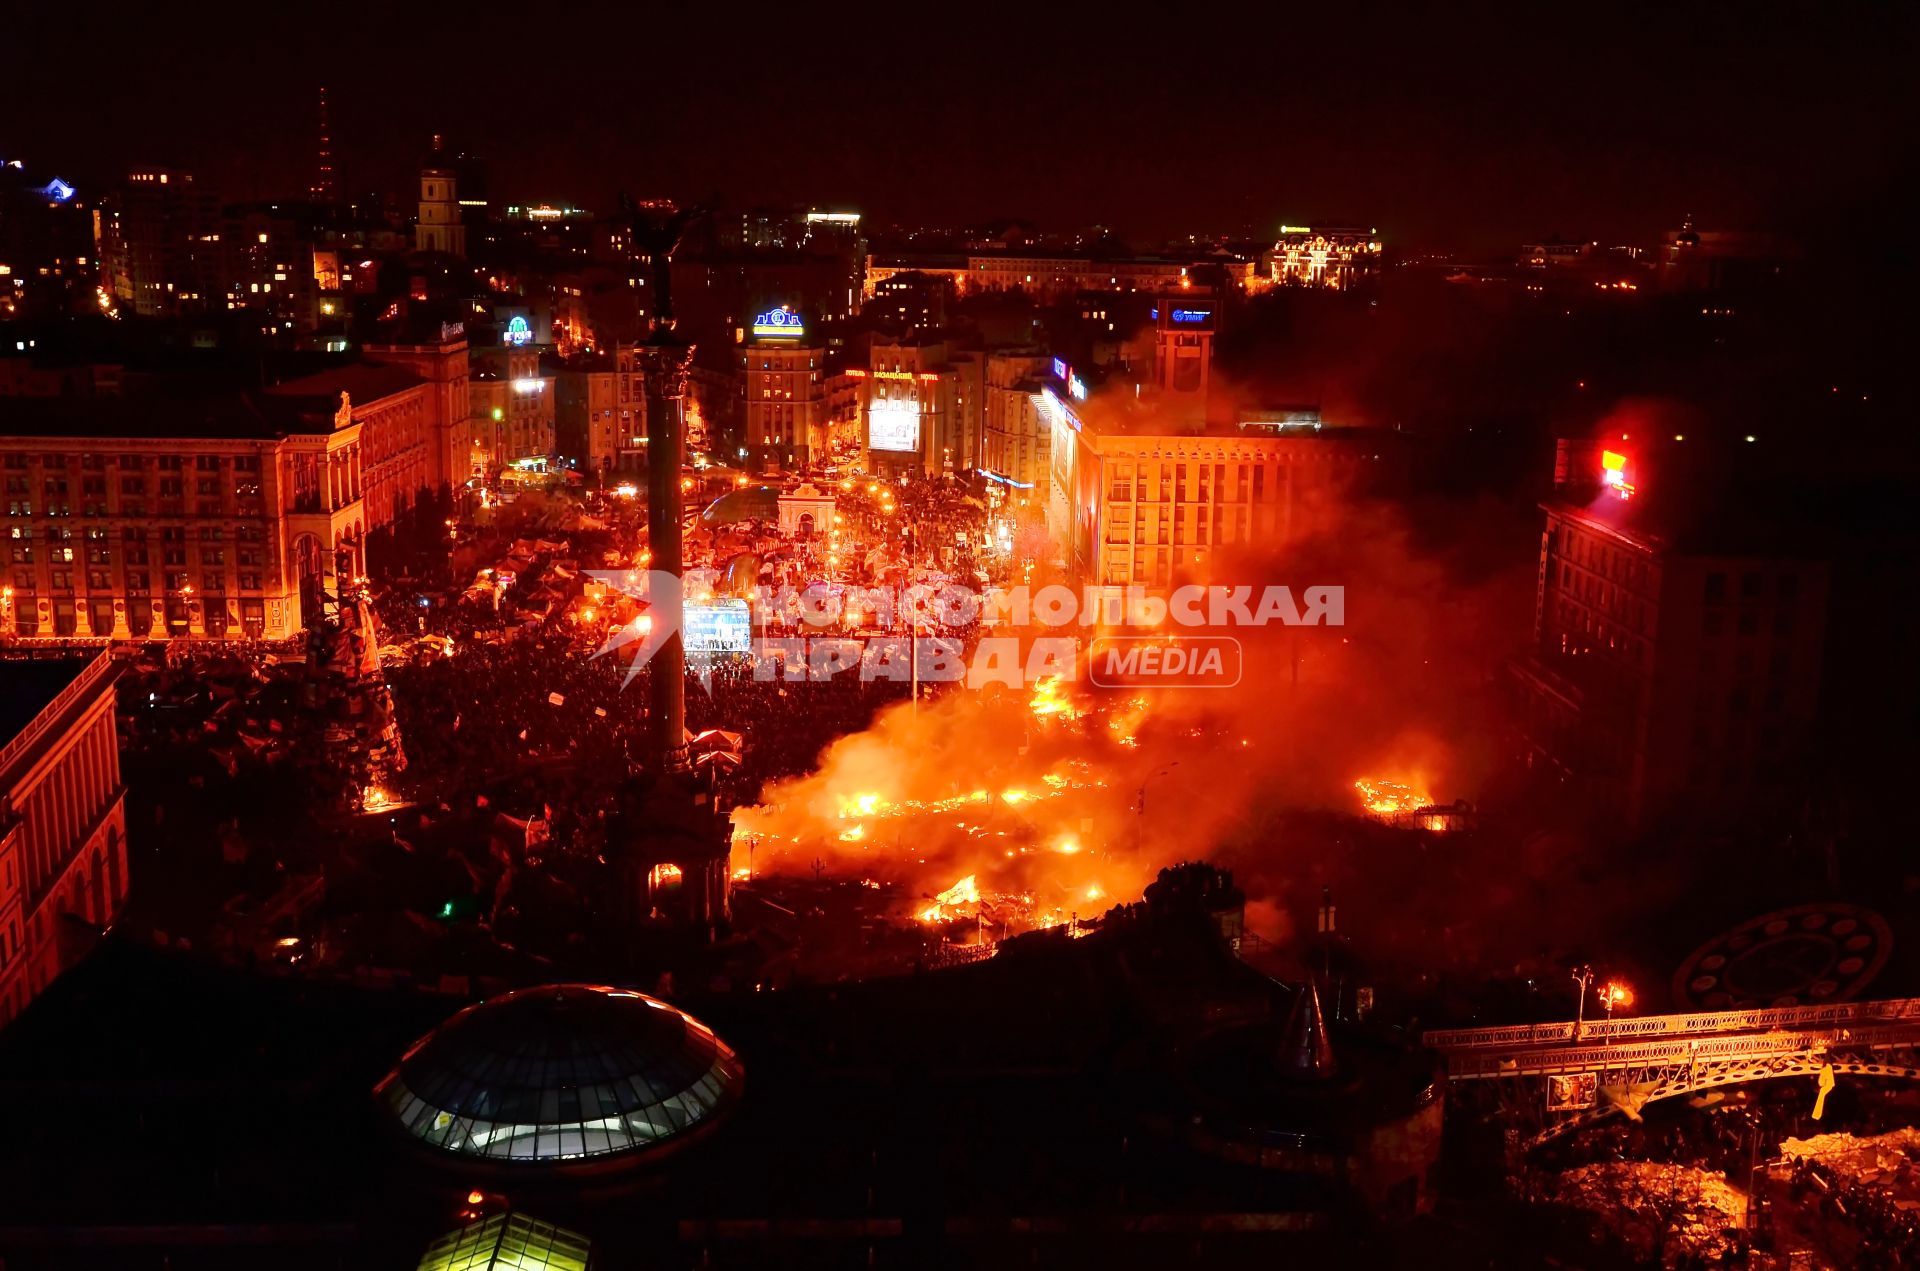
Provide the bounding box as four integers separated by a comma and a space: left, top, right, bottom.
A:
1444, 1019, 1920, 1079
1425, 997, 1920, 1052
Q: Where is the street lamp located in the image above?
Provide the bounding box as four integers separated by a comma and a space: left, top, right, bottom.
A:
1600, 980, 1634, 1021
1571, 964, 1594, 1041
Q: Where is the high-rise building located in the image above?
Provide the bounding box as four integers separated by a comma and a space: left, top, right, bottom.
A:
0, 159, 95, 320
981, 350, 1052, 495
556, 353, 622, 478
0, 653, 127, 1027
856, 338, 983, 478
95, 168, 222, 316
1508, 438, 1829, 830
1150, 288, 1218, 427
739, 307, 826, 470
415, 136, 466, 258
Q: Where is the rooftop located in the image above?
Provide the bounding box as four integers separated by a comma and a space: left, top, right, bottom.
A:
0, 658, 89, 750
265, 361, 426, 405
0, 389, 319, 440
379, 984, 741, 1166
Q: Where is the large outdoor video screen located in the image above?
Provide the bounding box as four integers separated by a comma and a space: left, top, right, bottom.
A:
868, 401, 921, 453
685, 600, 753, 653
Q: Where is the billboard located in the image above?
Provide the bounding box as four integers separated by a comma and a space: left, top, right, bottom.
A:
869, 400, 921, 453
685, 599, 753, 653
1545, 1072, 1597, 1112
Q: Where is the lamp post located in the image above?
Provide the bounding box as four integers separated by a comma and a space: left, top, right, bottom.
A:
1571, 964, 1594, 1042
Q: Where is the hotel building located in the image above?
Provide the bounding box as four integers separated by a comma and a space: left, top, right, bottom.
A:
0, 653, 127, 1027
1, 342, 468, 641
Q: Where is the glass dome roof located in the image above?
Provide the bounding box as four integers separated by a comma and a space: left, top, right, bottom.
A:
381, 984, 741, 1164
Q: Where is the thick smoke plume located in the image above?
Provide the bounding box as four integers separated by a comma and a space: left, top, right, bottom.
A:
732, 484, 1530, 944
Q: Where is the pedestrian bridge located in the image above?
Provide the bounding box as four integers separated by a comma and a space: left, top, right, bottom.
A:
1426, 998, 1920, 1146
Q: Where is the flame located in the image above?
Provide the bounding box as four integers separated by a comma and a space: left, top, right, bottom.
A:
729, 680, 1178, 945
1028, 675, 1082, 721
839, 792, 884, 818
1107, 696, 1149, 748
918, 873, 983, 923
1353, 776, 1433, 817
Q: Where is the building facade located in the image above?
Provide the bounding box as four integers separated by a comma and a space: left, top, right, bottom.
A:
739, 309, 827, 470
95, 167, 222, 317
1508, 440, 1829, 830
1267, 226, 1382, 290
0, 653, 127, 1027
1043, 380, 1373, 591
0, 160, 95, 321
1151, 291, 1218, 427
981, 351, 1051, 495
556, 355, 622, 478
415, 137, 466, 258
857, 339, 983, 478
469, 347, 555, 473
864, 253, 1201, 304
2, 352, 465, 641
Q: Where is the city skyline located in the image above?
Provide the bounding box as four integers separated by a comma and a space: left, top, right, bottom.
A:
6, 4, 1914, 252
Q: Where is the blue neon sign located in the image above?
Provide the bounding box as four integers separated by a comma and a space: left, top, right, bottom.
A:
751, 308, 806, 338
503, 315, 533, 347
1171, 308, 1211, 324
1051, 357, 1068, 380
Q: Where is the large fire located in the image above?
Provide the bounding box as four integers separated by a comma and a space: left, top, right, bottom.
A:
1353, 776, 1433, 817
732, 674, 1159, 943
732, 631, 1467, 958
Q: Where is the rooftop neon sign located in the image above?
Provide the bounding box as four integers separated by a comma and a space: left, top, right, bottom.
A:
751, 308, 806, 338
503, 315, 533, 347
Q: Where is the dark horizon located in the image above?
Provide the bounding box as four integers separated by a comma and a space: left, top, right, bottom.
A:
5, 2, 1914, 252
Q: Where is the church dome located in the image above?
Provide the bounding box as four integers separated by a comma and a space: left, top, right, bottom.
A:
380, 984, 741, 1165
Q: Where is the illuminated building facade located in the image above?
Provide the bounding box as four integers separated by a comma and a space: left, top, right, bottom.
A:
0, 653, 127, 1027
865, 270, 953, 336
1656, 221, 1797, 293
95, 168, 222, 317
0, 160, 94, 321
612, 342, 650, 470
1043, 366, 1374, 591
857, 338, 982, 478
415, 136, 467, 258
981, 351, 1052, 494
863, 253, 1202, 303
556, 354, 622, 477
740, 308, 826, 469
1267, 225, 1381, 290
469, 347, 555, 470
0, 352, 465, 641
1509, 440, 1829, 830
1151, 291, 1217, 427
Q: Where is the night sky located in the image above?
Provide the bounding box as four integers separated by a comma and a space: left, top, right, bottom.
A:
5, 2, 1913, 251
